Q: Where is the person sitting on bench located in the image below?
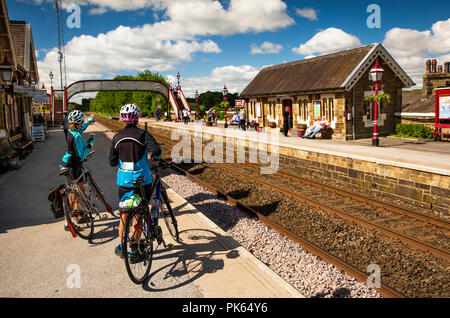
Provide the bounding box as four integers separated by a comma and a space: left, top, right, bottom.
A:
302, 117, 328, 139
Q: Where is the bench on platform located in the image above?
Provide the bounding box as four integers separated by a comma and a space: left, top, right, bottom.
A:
0, 137, 19, 170
8, 133, 34, 159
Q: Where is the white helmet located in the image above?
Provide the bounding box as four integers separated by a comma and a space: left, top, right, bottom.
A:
68, 110, 84, 124
120, 104, 140, 122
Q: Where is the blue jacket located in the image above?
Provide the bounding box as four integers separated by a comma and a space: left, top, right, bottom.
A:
109, 125, 162, 187
62, 117, 94, 164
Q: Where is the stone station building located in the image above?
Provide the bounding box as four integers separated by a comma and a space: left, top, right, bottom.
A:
240, 43, 415, 140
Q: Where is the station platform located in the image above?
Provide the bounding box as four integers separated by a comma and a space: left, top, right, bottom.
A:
142, 119, 450, 216
142, 119, 450, 175
0, 124, 302, 298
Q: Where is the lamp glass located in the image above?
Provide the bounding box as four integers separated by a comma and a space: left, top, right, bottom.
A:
0, 66, 13, 83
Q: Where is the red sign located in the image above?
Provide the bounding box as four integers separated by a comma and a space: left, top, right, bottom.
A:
235, 99, 245, 107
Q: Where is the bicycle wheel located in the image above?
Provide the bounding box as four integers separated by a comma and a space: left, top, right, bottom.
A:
123, 209, 153, 284
160, 188, 179, 242
63, 188, 94, 240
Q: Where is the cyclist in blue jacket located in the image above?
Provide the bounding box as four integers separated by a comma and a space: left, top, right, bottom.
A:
61, 110, 95, 231
109, 104, 162, 259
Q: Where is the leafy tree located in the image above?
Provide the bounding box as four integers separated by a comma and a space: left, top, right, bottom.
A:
88, 70, 169, 116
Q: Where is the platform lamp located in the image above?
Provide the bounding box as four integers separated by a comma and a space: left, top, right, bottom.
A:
0, 55, 14, 83
176, 72, 181, 97
49, 70, 54, 118
222, 85, 228, 128
369, 57, 384, 147
195, 90, 199, 120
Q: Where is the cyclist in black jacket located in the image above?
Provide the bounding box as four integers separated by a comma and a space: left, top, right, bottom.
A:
109, 104, 162, 258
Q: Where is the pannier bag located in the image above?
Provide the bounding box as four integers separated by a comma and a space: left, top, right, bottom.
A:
48, 184, 65, 219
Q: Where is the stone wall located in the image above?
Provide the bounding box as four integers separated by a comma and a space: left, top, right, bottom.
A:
148, 123, 450, 219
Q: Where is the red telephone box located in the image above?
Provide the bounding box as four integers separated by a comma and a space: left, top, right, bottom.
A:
434, 88, 450, 140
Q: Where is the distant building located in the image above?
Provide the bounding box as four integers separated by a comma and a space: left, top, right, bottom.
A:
397, 59, 450, 130
240, 43, 415, 140
0, 0, 39, 141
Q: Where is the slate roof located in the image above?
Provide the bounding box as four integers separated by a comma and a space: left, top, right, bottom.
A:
240, 45, 375, 97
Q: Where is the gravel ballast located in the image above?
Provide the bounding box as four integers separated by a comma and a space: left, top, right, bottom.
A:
161, 171, 381, 298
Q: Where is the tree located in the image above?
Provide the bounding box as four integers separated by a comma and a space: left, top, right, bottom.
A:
89, 70, 169, 116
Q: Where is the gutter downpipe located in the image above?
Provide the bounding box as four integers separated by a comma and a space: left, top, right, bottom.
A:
352, 87, 356, 140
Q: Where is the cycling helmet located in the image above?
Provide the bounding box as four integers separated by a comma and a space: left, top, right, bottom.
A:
120, 104, 140, 122
68, 110, 84, 124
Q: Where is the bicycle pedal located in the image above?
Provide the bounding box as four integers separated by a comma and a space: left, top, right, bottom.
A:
101, 214, 108, 220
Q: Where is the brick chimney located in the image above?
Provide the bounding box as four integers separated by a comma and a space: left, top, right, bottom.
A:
422, 60, 450, 97
426, 59, 431, 73
431, 59, 437, 73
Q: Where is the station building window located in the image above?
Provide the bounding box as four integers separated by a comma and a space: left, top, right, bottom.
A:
301, 99, 308, 121
328, 98, 334, 122
322, 98, 328, 119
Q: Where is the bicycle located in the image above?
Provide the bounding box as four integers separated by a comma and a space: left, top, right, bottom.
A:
121, 160, 179, 284
59, 147, 114, 240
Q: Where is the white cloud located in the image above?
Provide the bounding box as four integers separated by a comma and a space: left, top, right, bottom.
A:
37, 25, 222, 93
172, 65, 262, 98
296, 8, 318, 21
382, 18, 450, 88
250, 41, 283, 54
37, 0, 294, 97
292, 27, 362, 56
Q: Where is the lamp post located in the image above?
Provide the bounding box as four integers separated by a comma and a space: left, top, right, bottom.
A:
195, 90, 199, 120
369, 57, 384, 147
176, 72, 181, 97
49, 71, 54, 120
222, 85, 228, 128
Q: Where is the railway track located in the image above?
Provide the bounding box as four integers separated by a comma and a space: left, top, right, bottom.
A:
139, 121, 450, 261
93, 115, 449, 297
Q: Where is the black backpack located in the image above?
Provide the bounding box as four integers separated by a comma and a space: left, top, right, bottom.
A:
48, 185, 65, 219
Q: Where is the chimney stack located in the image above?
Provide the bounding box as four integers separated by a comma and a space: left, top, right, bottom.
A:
432, 59, 437, 73
426, 59, 431, 73
445, 62, 450, 73
438, 65, 443, 73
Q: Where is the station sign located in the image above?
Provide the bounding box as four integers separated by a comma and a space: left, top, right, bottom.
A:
235, 99, 245, 107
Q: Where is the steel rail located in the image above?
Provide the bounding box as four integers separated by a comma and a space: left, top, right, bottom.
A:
244, 162, 450, 230
168, 162, 407, 298
141, 126, 449, 258
217, 164, 450, 262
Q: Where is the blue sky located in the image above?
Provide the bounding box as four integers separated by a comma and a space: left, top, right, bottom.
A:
7, 0, 450, 100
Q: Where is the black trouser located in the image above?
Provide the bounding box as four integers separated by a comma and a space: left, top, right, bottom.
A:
240, 120, 246, 131
283, 123, 289, 136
